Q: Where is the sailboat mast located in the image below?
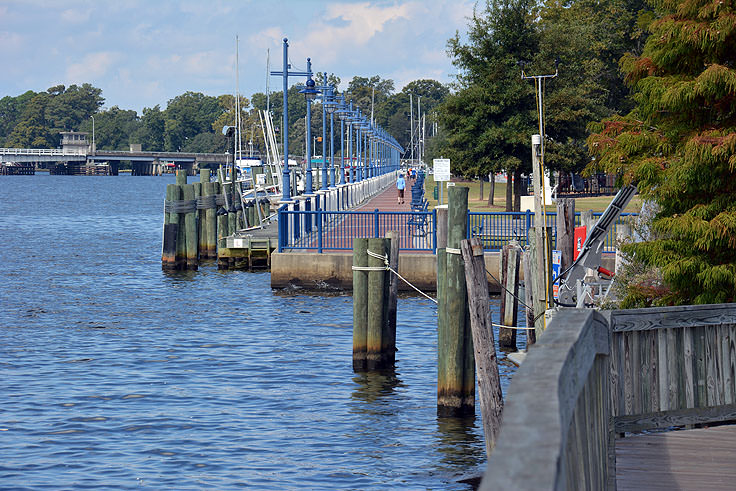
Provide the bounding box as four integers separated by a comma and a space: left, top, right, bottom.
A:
236, 35, 242, 166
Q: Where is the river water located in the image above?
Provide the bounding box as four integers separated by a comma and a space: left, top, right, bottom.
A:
0, 174, 521, 490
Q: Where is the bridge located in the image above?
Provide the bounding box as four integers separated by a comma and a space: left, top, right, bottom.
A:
0, 147, 229, 175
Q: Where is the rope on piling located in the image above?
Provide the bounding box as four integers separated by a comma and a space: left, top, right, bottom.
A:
196, 195, 218, 209
164, 199, 197, 213
353, 249, 439, 304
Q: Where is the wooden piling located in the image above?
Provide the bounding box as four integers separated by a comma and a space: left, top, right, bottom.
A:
174, 184, 187, 270
367, 237, 391, 370
182, 183, 198, 270
499, 244, 520, 349
556, 198, 575, 273
438, 186, 474, 417
176, 169, 187, 186
198, 169, 210, 256
386, 230, 399, 366
522, 249, 536, 345
162, 183, 178, 270
217, 207, 229, 270
461, 236, 504, 455
353, 238, 369, 371
202, 182, 217, 258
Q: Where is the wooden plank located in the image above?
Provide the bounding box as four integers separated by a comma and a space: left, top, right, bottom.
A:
722, 326, 733, 405
639, 330, 651, 414
616, 425, 736, 491
649, 329, 659, 414
610, 331, 622, 417
631, 331, 641, 414
614, 403, 736, 433
658, 328, 669, 412
667, 328, 678, 410
706, 326, 719, 406
695, 326, 707, 407
624, 331, 634, 415
683, 326, 695, 408
729, 325, 736, 404
608, 303, 736, 332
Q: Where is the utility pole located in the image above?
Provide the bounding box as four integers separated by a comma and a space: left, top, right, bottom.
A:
522, 63, 558, 332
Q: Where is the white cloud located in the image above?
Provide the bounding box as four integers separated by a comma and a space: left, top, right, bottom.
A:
65, 52, 120, 83
300, 2, 413, 64
60, 8, 91, 24
0, 31, 24, 52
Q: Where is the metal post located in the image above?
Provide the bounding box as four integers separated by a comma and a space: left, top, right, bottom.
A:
330, 108, 335, 187
321, 72, 328, 191
339, 115, 346, 185
305, 59, 314, 195
281, 39, 291, 201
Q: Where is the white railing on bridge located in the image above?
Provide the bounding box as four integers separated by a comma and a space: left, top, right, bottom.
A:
0, 148, 87, 156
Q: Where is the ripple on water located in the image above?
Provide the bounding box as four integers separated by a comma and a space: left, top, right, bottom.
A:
0, 175, 522, 489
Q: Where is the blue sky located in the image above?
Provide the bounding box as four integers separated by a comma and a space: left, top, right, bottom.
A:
0, 0, 474, 113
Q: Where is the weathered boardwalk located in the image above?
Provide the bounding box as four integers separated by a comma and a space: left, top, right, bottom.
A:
616, 425, 736, 490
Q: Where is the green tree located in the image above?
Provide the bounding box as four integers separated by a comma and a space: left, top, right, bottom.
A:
5, 92, 54, 148
134, 105, 165, 151
0, 90, 37, 145
163, 92, 223, 151
78, 106, 139, 150
588, 0, 736, 305
440, 0, 539, 210
534, 0, 649, 174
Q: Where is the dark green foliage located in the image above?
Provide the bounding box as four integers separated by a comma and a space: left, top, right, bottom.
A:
438, 0, 539, 195
588, 0, 736, 305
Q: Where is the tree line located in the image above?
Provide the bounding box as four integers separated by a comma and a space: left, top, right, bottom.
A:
0, 77, 448, 156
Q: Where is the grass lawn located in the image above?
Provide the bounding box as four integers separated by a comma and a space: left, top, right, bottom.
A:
419, 174, 641, 214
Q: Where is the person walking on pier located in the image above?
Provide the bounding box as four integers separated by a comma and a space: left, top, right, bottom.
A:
397, 173, 406, 204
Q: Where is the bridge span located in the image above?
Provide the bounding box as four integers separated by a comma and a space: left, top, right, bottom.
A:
0, 147, 229, 175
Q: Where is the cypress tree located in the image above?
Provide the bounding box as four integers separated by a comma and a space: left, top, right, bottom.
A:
588, 0, 736, 305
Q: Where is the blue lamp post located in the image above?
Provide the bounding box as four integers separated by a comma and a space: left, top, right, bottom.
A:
315, 73, 335, 191
328, 90, 336, 187
269, 38, 314, 202
298, 58, 320, 195
335, 94, 347, 185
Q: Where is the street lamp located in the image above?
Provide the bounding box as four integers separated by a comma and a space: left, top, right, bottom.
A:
269, 37, 314, 202
90, 115, 95, 153
324, 85, 337, 187
298, 58, 320, 195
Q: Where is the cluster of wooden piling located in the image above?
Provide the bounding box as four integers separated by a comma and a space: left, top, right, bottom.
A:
162, 169, 271, 271
352, 233, 399, 371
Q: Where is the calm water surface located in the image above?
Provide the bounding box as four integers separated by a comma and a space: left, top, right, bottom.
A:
0, 175, 520, 490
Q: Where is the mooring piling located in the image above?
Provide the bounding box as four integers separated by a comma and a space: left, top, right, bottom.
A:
438, 186, 474, 417
352, 238, 369, 371
162, 183, 179, 270
182, 183, 198, 270
498, 244, 520, 349
366, 237, 390, 370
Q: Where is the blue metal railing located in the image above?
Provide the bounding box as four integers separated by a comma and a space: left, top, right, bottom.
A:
468, 211, 638, 252
278, 208, 436, 252
278, 208, 637, 253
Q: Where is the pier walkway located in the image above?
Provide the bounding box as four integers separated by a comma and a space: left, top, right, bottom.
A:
616, 424, 736, 490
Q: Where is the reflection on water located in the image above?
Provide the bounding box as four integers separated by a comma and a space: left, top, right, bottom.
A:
436, 416, 487, 471
351, 369, 405, 404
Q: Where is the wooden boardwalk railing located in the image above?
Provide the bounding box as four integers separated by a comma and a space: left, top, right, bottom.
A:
603, 304, 736, 433
482, 303, 736, 490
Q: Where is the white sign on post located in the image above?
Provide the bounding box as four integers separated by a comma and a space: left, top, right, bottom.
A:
433, 158, 451, 182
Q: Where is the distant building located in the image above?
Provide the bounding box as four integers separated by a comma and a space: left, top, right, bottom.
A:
60, 132, 90, 154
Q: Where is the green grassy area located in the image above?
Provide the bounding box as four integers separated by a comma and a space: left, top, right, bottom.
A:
419, 174, 641, 214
